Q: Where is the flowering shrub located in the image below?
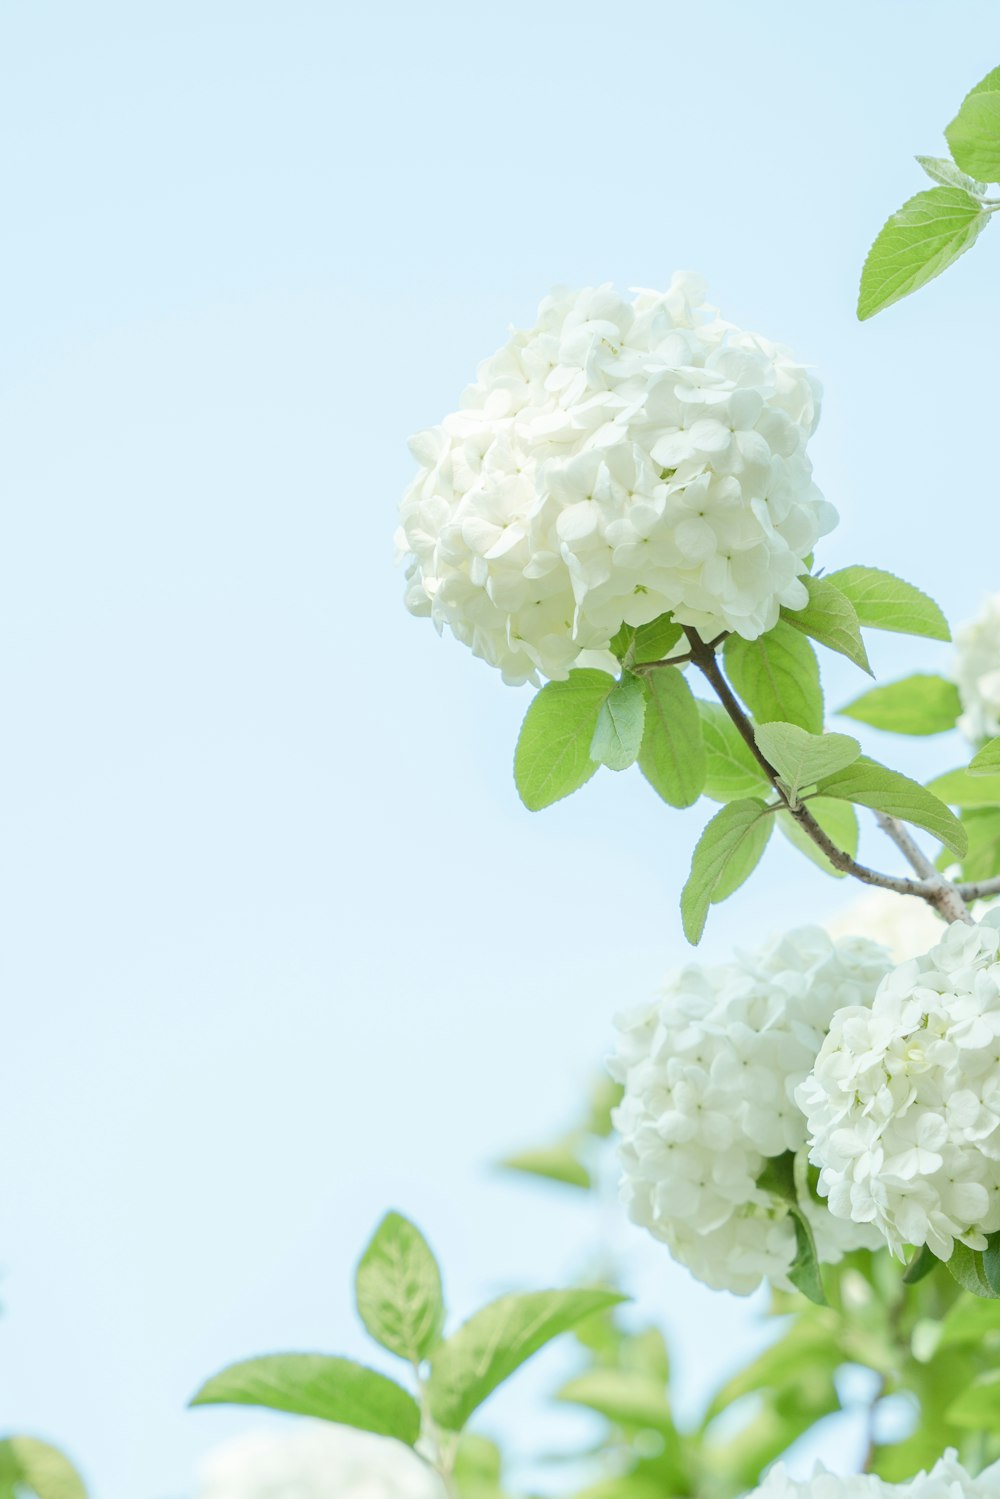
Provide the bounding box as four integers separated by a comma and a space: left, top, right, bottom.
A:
611, 927, 889, 1294
398, 276, 833, 684
749, 1452, 1000, 1497
195, 1423, 447, 1499
800, 914, 1000, 1261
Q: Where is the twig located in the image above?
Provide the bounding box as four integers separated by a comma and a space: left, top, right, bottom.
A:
955, 875, 1000, 901
874, 812, 972, 924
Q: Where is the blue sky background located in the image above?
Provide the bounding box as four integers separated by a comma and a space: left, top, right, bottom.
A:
2, 4, 1000, 1495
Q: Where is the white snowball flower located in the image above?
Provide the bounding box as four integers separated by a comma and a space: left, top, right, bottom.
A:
824, 890, 944, 963
194, 1423, 447, 1499
398, 276, 835, 684
610, 927, 890, 1295
952, 592, 1000, 743
748, 1450, 1000, 1497
800, 914, 1000, 1261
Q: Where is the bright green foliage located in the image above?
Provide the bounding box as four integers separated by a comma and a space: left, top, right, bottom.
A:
818, 755, 967, 855
558, 1367, 676, 1437
638, 669, 705, 807
970, 735, 1000, 774
355, 1212, 445, 1363
755, 722, 861, 803
451, 1436, 511, 1499
948, 1369, 1000, 1427
499, 1143, 591, 1190
839, 674, 961, 735
944, 1243, 1000, 1300
514, 670, 613, 809
777, 797, 859, 877
681, 798, 772, 943
946, 76, 1000, 180
857, 187, 988, 320
825, 567, 950, 640
928, 766, 1000, 807
427, 1288, 624, 1432
916, 154, 989, 194
955, 807, 1000, 880
0, 1439, 88, 1499
698, 701, 770, 801
781, 575, 872, 673
590, 673, 646, 771
633, 614, 684, 664
723, 624, 823, 732
190, 1353, 423, 1443
756, 1153, 827, 1306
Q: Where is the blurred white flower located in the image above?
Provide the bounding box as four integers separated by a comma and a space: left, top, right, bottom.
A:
952, 592, 1000, 744
398, 276, 834, 684
823, 890, 944, 963
610, 927, 889, 1295
194, 1423, 447, 1499
749, 1450, 1000, 1496
800, 914, 1000, 1260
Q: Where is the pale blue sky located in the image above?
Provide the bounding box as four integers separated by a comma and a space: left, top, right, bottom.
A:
2, 4, 1000, 1496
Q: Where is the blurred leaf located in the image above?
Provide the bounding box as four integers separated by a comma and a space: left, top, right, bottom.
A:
428, 1288, 625, 1432
970, 735, 1000, 774
825, 567, 950, 640
638, 668, 705, 807
355, 1212, 446, 1363
681, 798, 772, 943
818, 756, 966, 856
0, 1439, 88, 1499
698, 701, 770, 802
500, 1143, 591, 1190
514, 671, 613, 810
947, 1369, 1000, 1426
839, 675, 961, 736
590, 674, 646, 772
586, 1075, 623, 1139
782, 575, 872, 673
927, 767, 1000, 808
724, 625, 823, 732
190, 1354, 421, 1443
903, 1245, 939, 1285
556, 1369, 675, 1437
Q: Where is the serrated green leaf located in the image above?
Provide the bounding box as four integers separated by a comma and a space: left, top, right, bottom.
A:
915, 154, 989, 195
698, 701, 770, 802
782, 575, 872, 673
590, 673, 645, 772
632, 614, 683, 664
826, 567, 950, 640
428, 1288, 624, 1432
681, 798, 771, 944
778, 797, 858, 878
355, 1212, 445, 1363
857, 187, 988, 320
710, 812, 772, 905
638, 669, 705, 807
514, 671, 613, 810
970, 735, 1000, 775
947, 1369, 1000, 1426
189, 1354, 421, 1443
0, 1440, 88, 1499
947, 89, 1000, 181
818, 755, 967, 855
500, 1143, 591, 1190
724, 624, 823, 733
556, 1368, 675, 1437
928, 766, 1000, 809
839, 674, 961, 736
755, 722, 860, 803
945, 1242, 1000, 1300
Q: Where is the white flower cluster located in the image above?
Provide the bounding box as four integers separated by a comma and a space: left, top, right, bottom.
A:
194, 1423, 446, 1499
800, 915, 1000, 1261
749, 1451, 1000, 1499
610, 927, 890, 1295
952, 592, 1000, 744
398, 276, 835, 684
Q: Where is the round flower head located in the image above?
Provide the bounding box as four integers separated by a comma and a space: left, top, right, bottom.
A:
952, 592, 1000, 744
610, 927, 890, 1296
195, 1423, 447, 1499
800, 915, 1000, 1261
748, 1451, 1000, 1498
398, 276, 835, 684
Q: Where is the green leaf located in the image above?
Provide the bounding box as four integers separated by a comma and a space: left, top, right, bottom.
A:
970, 736, 1000, 775
777, 797, 858, 878
355, 1212, 445, 1364
189, 1354, 421, 1444
984, 1230, 1000, 1296
632, 614, 683, 664
451, 1436, 508, 1499
556, 1368, 675, 1437
680, 798, 772, 944
500, 1143, 591, 1190
0, 1440, 88, 1499
945, 1243, 1000, 1300
947, 1369, 1000, 1426
638, 669, 705, 807
915, 154, 988, 195
427, 1288, 624, 1433
514, 670, 613, 810
927, 767, 1000, 809
839, 674, 961, 736
590, 674, 646, 772
586, 1075, 624, 1139
826, 567, 950, 641
818, 755, 967, 856
903, 1244, 939, 1285
724, 625, 823, 732
710, 813, 772, 905
947, 89, 1000, 181
787, 1211, 827, 1307
857, 186, 988, 320
781, 575, 872, 674
698, 701, 770, 802
957, 807, 1000, 880
755, 722, 861, 803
